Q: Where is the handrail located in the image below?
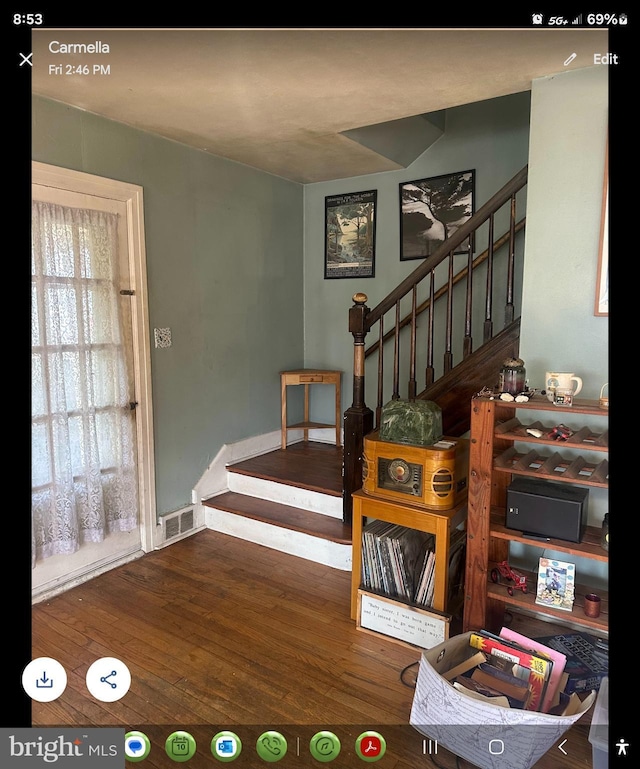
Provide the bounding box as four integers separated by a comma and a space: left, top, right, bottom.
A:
365, 165, 528, 329
364, 218, 526, 358
343, 164, 528, 524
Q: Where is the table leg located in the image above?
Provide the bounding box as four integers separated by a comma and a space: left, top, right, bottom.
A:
281, 376, 287, 449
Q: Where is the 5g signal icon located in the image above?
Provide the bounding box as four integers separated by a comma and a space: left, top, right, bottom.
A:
572, 14, 583, 24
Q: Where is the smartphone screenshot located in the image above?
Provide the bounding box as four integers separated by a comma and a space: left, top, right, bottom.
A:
14, 12, 625, 768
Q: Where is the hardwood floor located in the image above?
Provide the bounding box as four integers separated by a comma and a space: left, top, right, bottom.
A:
31, 528, 597, 768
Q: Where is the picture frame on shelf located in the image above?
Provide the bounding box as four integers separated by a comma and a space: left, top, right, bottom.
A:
399, 169, 475, 261
324, 189, 376, 279
535, 557, 576, 612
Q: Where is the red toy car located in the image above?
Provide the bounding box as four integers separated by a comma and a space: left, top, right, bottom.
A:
490, 560, 528, 595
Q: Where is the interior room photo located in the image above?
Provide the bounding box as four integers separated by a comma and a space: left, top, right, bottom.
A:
29, 27, 609, 769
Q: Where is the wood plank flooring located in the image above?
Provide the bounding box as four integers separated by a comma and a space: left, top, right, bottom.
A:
31, 529, 597, 769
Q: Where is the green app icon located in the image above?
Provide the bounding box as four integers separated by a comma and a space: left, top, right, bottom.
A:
310, 731, 341, 762
165, 731, 197, 762
256, 731, 287, 762
125, 731, 151, 762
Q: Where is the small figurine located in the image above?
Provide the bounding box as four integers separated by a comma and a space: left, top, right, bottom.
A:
490, 560, 528, 596
548, 424, 574, 441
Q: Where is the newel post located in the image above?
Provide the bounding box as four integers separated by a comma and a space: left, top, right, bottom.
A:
343, 293, 374, 524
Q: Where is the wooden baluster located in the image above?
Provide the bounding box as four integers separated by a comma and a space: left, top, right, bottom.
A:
425, 270, 435, 387
392, 301, 401, 400
444, 252, 454, 374
505, 193, 517, 325
484, 212, 495, 343
408, 286, 417, 400
343, 293, 374, 524
376, 317, 384, 429
463, 242, 473, 358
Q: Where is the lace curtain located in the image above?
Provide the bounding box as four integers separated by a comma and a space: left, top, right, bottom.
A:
32, 200, 138, 564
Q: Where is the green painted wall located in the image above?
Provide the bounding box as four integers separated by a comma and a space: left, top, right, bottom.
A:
520, 65, 608, 396
302, 92, 532, 419
32, 96, 305, 517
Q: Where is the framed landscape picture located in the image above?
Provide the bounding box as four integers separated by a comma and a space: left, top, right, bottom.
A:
324, 189, 377, 279
399, 170, 475, 261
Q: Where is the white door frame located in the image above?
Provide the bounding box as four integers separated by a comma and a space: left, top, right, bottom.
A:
32, 161, 156, 555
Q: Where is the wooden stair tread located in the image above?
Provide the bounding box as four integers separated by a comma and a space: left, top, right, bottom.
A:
204, 491, 352, 545
227, 441, 343, 497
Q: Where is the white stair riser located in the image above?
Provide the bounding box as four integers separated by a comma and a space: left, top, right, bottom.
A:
227, 473, 342, 518
204, 507, 351, 571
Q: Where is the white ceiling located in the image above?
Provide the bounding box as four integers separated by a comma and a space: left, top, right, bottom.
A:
32, 28, 608, 183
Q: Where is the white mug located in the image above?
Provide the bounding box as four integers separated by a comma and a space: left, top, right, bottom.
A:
545, 372, 583, 401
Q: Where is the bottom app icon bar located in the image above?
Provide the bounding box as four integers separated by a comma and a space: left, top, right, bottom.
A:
123, 728, 388, 763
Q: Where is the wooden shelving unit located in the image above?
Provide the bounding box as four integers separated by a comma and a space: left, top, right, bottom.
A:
463, 395, 609, 636
350, 489, 467, 620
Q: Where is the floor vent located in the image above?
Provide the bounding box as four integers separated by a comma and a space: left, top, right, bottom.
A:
163, 507, 195, 542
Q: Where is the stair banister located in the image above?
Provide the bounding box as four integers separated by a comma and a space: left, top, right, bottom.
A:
343, 293, 374, 525
364, 165, 528, 329
343, 164, 528, 522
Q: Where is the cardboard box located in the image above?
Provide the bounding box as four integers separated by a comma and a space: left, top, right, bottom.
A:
409, 632, 596, 769
588, 676, 608, 769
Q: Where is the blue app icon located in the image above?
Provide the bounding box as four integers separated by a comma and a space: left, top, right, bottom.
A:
211, 731, 242, 762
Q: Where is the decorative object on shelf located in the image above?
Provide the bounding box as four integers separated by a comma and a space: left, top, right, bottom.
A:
583, 593, 602, 619
324, 189, 377, 279
490, 560, 528, 596
399, 169, 475, 261
599, 383, 609, 410
547, 423, 574, 441
554, 388, 575, 407
499, 357, 526, 396
535, 557, 576, 612
600, 513, 609, 551
545, 371, 583, 402
378, 398, 443, 446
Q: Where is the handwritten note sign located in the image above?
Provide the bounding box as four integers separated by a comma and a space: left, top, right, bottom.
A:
358, 591, 450, 649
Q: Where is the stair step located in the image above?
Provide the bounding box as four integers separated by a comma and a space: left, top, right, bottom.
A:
203, 491, 351, 545
227, 442, 343, 497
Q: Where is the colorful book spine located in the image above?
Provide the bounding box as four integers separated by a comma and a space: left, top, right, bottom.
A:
499, 626, 567, 713
468, 632, 552, 711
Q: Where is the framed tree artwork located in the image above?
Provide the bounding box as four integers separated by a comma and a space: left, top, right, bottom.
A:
399, 170, 475, 261
325, 189, 377, 279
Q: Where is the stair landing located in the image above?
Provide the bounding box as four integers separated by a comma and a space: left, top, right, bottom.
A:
202, 441, 352, 569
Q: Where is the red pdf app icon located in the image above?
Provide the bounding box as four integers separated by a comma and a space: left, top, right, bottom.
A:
362, 736, 381, 756
356, 732, 386, 761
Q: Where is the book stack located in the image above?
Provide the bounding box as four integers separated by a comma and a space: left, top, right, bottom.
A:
361, 521, 466, 610
445, 628, 573, 714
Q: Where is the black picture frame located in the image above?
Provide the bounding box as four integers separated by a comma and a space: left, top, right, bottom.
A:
324, 189, 376, 279
399, 170, 475, 261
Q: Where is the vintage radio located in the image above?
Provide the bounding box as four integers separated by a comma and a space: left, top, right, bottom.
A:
362, 431, 469, 510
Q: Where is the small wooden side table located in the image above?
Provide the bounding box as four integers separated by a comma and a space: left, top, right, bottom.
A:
280, 369, 341, 449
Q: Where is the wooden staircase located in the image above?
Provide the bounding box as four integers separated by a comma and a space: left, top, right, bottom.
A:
202, 440, 351, 569
203, 166, 528, 566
